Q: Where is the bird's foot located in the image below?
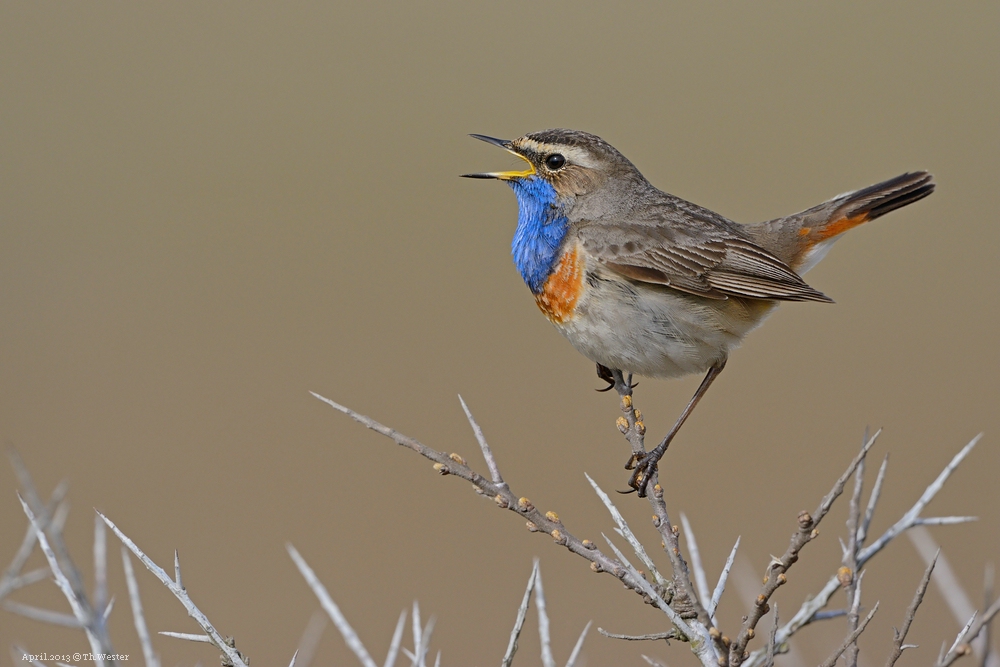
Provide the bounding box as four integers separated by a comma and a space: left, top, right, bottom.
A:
595, 364, 616, 392
625, 445, 666, 497
596, 364, 637, 393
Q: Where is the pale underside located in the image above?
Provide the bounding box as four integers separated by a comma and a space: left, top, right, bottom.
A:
551, 246, 781, 379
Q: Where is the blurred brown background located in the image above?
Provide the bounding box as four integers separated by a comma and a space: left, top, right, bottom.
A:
1, 2, 997, 665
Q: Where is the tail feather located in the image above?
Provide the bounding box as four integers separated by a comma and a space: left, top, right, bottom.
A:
748, 171, 934, 274
831, 171, 935, 228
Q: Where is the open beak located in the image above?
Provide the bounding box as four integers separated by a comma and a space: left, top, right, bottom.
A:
461, 134, 536, 180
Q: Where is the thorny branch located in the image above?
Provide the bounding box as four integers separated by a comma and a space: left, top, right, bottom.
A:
313, 390, 722, 667
843, 442, 867, 667
5, 392, 986, 665
741, 432, 985, 667
819, 603, 879, 667
885, 552, 938, 667
727, 431, 880, 666
936, 594, 1000, 667
608, 375, 722, 659
98, 511, 250, 667
310, 393, 683, 620
314, 387, 992, 667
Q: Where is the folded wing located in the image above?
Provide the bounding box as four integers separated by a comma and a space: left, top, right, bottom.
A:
578, 212, 833, 303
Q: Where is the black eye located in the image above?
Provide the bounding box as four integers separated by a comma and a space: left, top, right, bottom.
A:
544, 153, 566, 170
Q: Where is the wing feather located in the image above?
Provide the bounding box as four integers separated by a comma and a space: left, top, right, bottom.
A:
576, 205, 832, 303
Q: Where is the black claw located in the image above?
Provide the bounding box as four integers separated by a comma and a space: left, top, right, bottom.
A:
615, 487, 637, 495
626, 451, 660, 497
595, 363, 616, 392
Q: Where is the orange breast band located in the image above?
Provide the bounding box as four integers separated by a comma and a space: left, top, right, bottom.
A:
535, 244, 584, 324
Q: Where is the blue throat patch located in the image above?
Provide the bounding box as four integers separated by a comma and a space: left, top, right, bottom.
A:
508, 177, 570, 294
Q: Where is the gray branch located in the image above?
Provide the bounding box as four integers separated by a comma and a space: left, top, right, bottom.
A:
98, 511, 249, 667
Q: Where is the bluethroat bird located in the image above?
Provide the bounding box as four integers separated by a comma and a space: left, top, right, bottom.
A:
463, 129, 933, 496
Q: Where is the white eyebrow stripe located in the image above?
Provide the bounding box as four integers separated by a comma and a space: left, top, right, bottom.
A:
516, 140, 598, 169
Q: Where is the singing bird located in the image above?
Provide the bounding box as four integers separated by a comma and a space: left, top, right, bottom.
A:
463, 129, 933, 495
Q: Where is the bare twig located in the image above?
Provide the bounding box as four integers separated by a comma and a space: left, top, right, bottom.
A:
458, 395, 504, 486
730, 430, 880, 666
608, 376, 716, 640
982, 564, 995, 667
744, 434, 979, 667
941, 612, 980, 666
0, 480, 68, 601
3, 600, 83, 627
602, 534, 693, 637
598, 628, 680, 642
764, 605, 779, 667
565, 620, 592, 667
814, 609, 848, 621
98, 511, 249, 667
709, 536, 741, 621
94, 514, 107, 616
587, 473, 667, 586
384, 610, 406, 667
12, 645, 47, 667
859, 434, 981, 566
287, 543, 378, 667
937, 596, 1000, 667
818, 602, 879, 667
412, 612, 435, 667
502, 561, 538, 667
885, 551, 938, 667
122, 547, 160, 667
1, 568, 49, 596
915, 517, 978, 527
601, 534, 720, 666
843, 447, 866, 667
857, 453, 889, 547
9, 452, 100, 640
160, 631, 213, 643
535, 561, 556, 667
681, 512, 712, 609
19, 495, 108, 661
311, 392, 672, 611
411, 600, 422, 666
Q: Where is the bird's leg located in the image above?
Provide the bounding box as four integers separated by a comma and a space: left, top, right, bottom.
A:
596, 363, 638, 392
628, 359, 727, 497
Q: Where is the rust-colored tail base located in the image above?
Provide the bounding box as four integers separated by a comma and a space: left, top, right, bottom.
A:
816, 171, 935, 241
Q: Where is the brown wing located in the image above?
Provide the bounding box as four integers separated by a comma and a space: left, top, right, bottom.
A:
576, 203, 833, 303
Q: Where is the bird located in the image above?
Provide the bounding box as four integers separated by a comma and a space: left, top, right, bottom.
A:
462, 129, 934, 496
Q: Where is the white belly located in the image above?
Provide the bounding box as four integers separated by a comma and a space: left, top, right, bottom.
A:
552, 265, 777, 379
